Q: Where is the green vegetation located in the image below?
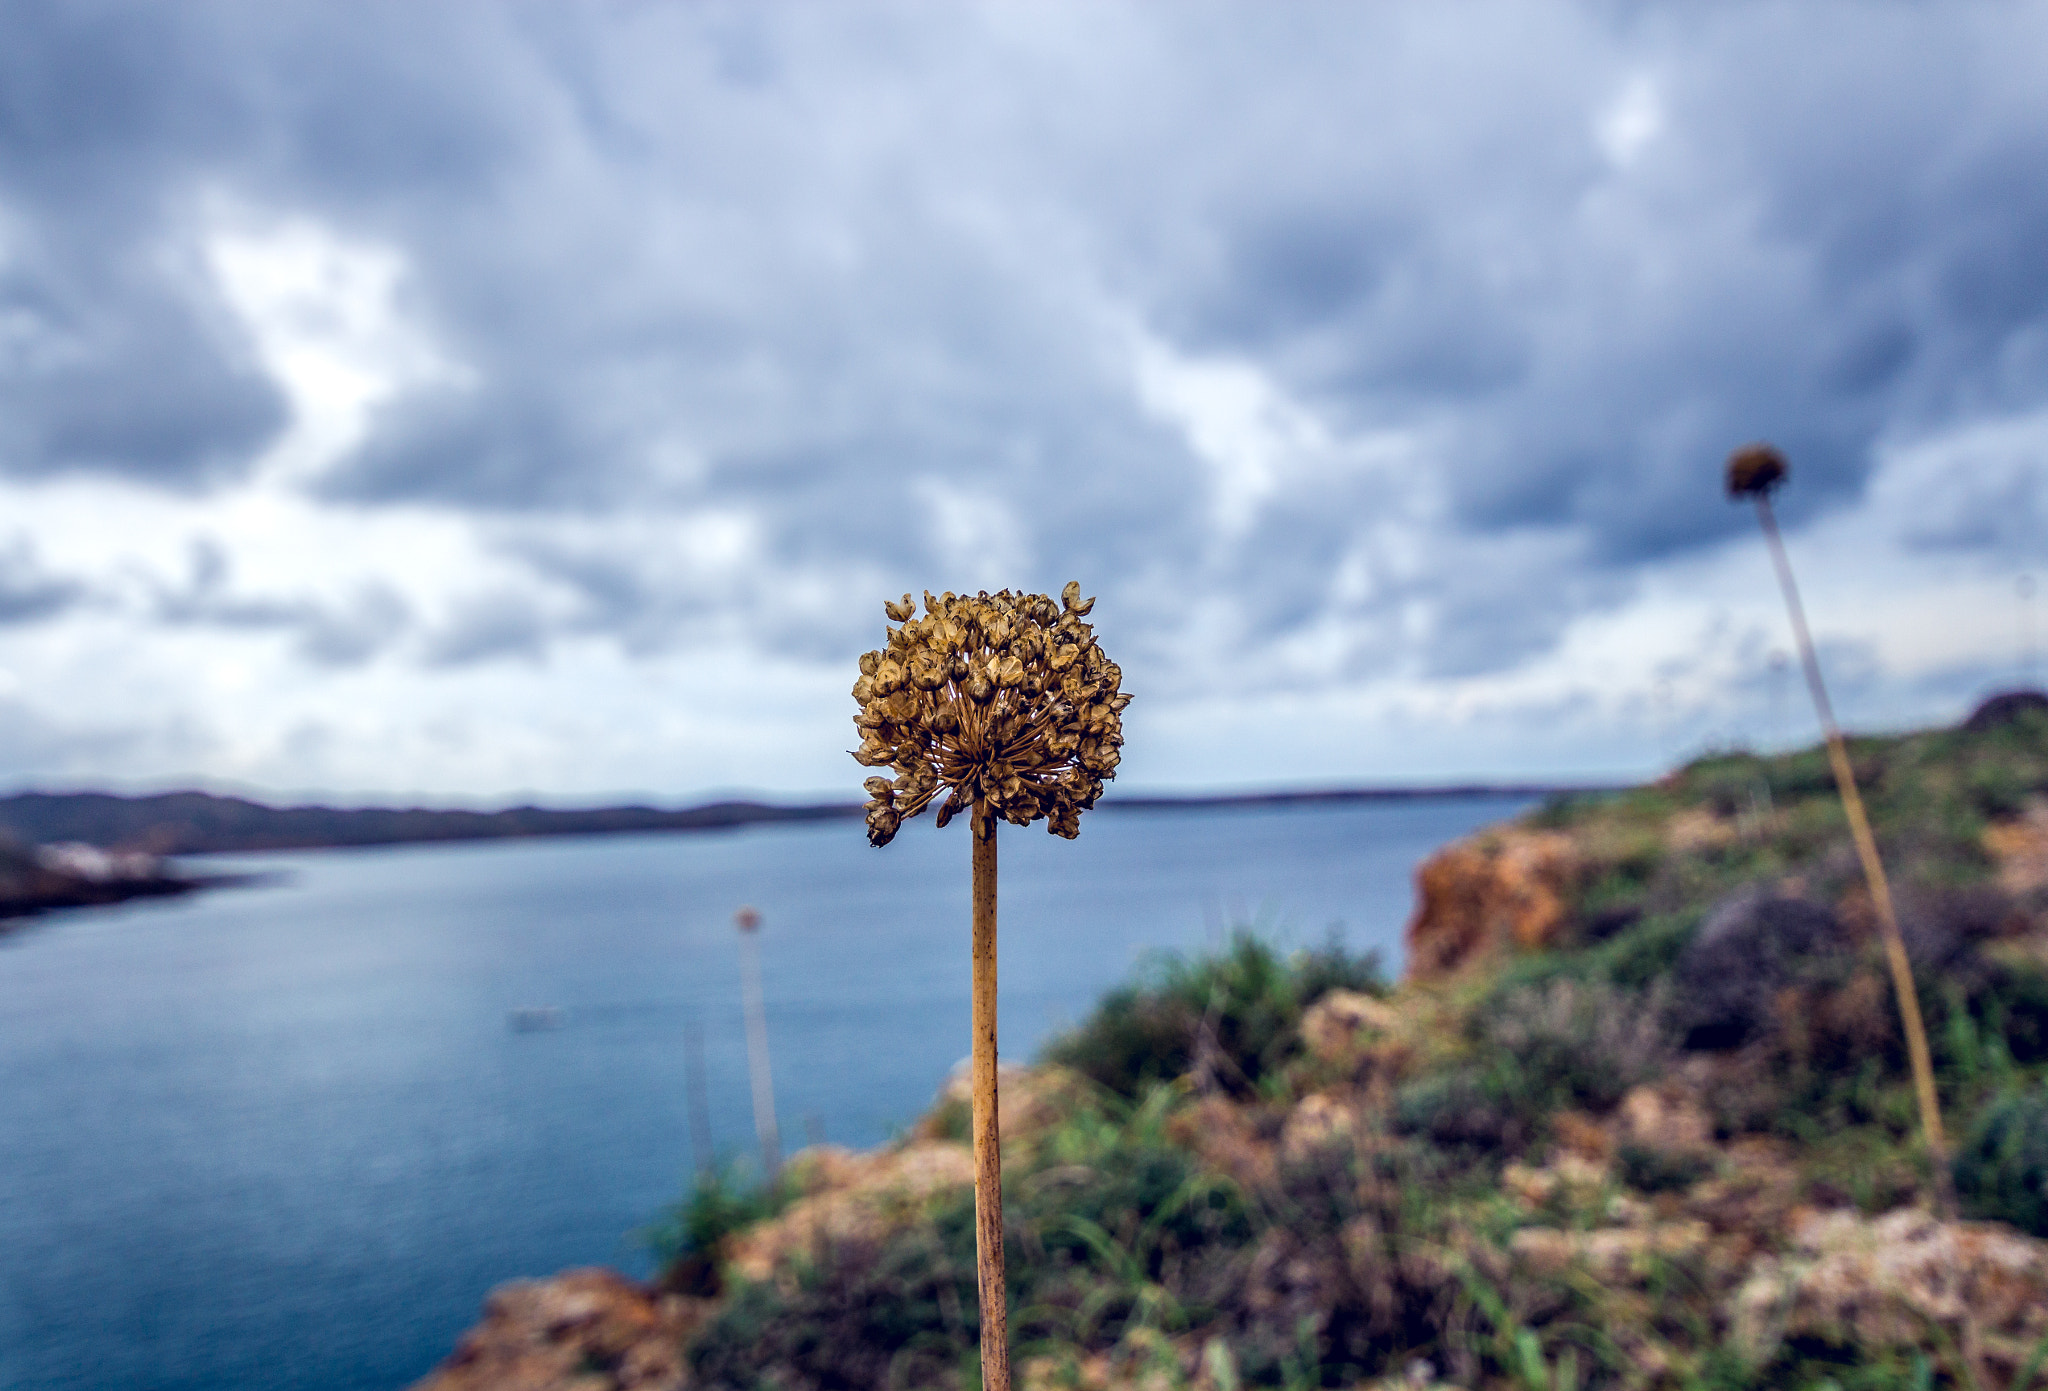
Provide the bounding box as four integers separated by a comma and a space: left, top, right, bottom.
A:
1393, 977, 1674, 1158
1044, 931, 1386, 1101
644, 1159, 801, 1296
1955, 1086, 2048, 1237
690, 1087, 1256, 1389
657, 709, 2048, 1390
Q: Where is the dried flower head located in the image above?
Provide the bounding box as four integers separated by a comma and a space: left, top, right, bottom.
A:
851, 582, 1131, 847
1725, 442, 1789, 499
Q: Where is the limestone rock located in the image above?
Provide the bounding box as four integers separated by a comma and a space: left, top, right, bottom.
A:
1985, 798, 2048, 899
1403, 830, 1579, 981
1728, 1208, 2048, 1378
1509, 1219, 1712, 1284
1615, 1084, 1714, 1157
1665, 807, 1739, 855
933, 1059, 1072, 1139
1167, 1094, 1276, 1193
724, 1140, 974, 1284
411, 1268, 703, 1391
1300, 989, 1399, 1063
1502, 1153, 1613, 1212
1280, 1092, 1360, 1161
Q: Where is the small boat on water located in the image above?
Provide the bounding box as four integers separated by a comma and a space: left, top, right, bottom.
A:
508, 1005, 567, 1033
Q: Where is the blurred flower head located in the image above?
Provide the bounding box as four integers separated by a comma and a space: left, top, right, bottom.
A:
1725, 442, 1789, 499
852, 582, 1131, 847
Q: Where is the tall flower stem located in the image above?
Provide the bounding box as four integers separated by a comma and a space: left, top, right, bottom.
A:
970, 800, 1010, 1391
1752, 493, 1953, 1212
735, 907, 781, 1178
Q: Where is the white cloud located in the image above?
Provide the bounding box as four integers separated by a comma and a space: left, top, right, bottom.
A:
202, 206, 462, 489
1597, 74, 1664, 168
913, 481, 1028, 590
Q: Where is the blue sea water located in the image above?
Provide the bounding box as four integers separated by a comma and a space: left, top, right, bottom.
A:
0, 796, 1529, 1391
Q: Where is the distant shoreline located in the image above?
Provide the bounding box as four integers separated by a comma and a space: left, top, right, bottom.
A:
0, 782, 1608, 858
1099, 783, 1608, 812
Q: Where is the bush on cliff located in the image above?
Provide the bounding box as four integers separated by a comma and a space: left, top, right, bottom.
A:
645, 1160, 798, 1296
1393, 976, 1673, 1157
1042, 930, 1385, 1101
1954, 1084, 2048, 1236
687, 1087, 1254, 1389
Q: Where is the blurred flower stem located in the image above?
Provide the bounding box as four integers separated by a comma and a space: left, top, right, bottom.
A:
735, 906, 780, 1178
1732, 445, 1952, 1213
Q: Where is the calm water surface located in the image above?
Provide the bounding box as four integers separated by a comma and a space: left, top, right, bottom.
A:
1, 797, 1529, 1391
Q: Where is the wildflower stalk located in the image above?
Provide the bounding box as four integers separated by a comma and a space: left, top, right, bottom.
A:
851, 582, 1129, 1391
735, 906, 780, 1177
1729, 444, 1953, 1213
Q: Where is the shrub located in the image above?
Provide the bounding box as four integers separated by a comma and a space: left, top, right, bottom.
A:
687, 1087, 1254, 1389
1953, 1086, 2048, 1236
688, 1197, 980, 1391
1971, 956, 2048, 1065
1482, 977, 1673, 1115
1597, 911, 1700, 988
647, 1161, 795, 1295
1671, 890, 1852, 1050
1044, 931, 1384, 1100
1616, 1141, 1714, 1194
1967, 760, 2031, 820
1391, 1070, 1528, 1158
1393, 979, 1672, 1159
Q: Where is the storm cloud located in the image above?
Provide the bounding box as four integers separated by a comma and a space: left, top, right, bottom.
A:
0, 1, 2043, 797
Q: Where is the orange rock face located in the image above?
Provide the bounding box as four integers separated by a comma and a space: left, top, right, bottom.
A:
1403, 830, 1579, 981
411, 1268, 705, 1391
1984, 798, 2048, 898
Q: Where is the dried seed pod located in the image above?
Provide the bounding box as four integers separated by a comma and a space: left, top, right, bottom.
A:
1726, 443, 1788, 499
850, 583, 1131, 845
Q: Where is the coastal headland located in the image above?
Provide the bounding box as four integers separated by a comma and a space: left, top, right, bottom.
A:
413, 696, 2048, 1391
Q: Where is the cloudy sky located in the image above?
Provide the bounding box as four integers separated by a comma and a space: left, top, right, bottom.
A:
0, 1, 2043, 804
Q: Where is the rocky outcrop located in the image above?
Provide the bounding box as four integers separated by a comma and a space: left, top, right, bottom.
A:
1985, 798, 2048, 898
1731, 1208, 2048, 1382
724, 1142, 974, 1284
411, 1269, 706, 1391
1403, 830, 1579, 981
1298, 989, 1399, 1063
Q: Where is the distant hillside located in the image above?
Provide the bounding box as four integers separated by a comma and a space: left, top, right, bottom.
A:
0, 782, 1600, 857
0, 790, 860, 855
